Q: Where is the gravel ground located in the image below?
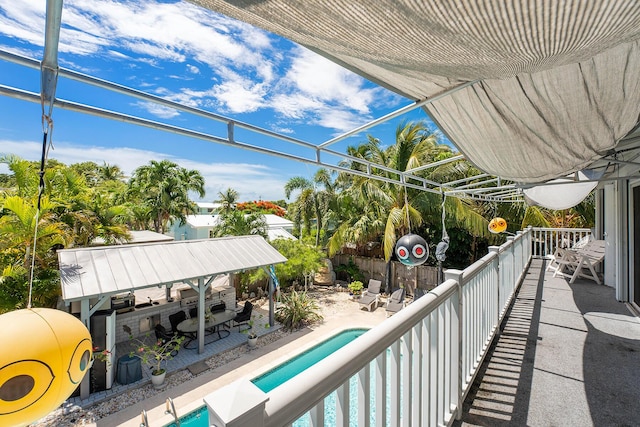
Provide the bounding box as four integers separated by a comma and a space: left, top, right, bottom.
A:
32, 285, 355, 427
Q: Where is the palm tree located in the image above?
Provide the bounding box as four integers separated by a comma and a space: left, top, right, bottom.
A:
285, 169, 337, 246
128, 160, 205, 233
211, 210, 268, 238
330, 121, 488, 261
216, 188, 239, 214
98, 162, 126, 182
0, 195, 67, 269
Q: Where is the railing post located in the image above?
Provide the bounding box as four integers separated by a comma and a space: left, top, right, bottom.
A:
204, 378, 268, 427
444, 269, 463, 420
488, 246, 501, 326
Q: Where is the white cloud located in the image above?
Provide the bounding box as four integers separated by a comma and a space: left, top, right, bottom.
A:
133, 101, 180, 119
0, 139, 289, 201
0, 0, 403, 137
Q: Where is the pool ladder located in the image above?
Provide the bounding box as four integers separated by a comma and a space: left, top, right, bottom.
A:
139, 398, 179, 427
165, 397, 180, 426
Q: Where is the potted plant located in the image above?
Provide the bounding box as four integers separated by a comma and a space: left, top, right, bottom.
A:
245, 315, 269, 348
348, 280, 364, 299
128, 332, 184, 388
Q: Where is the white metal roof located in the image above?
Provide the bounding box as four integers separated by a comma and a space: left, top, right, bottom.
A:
267, 228, 296, 241
185, 214, 293, 229
58, 235, 287, 302
91, 230, 174, 246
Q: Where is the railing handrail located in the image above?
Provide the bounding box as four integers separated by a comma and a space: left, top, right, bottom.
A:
264, 279, 459, 426
205, 227, 551, 426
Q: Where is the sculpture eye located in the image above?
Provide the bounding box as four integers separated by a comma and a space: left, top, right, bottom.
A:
0, 360, 54, 415
412, 244, 427, 258
396, 246, 410, 260
67, 338, 93, 384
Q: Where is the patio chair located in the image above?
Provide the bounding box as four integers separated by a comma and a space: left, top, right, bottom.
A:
385, 288, 406, 317
169, 310, 187, 335
154, 324, 179, 356
553, 239, 606, 284
233, 301, 253, 332
358, 279, 382, 311
546, 235, 593, 274
413, 288, 426, 300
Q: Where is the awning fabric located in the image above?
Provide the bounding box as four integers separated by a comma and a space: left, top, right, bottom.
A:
523, 171, 600, 210
191, 0, 640, 183
58, 235, 287, 302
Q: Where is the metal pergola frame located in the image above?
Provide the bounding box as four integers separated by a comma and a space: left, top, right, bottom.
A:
6, 0, 637, 204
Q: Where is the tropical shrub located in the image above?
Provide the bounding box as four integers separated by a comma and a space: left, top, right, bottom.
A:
245, 239, 324, 289
275, 288, 323, 330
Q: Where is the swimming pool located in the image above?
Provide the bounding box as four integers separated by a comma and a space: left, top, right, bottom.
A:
164, 328, 369, 427
252, 328, 368, 392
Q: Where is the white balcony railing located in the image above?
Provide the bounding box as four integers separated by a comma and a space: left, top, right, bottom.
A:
530, 227, 592, 259
206, 228, 539, 426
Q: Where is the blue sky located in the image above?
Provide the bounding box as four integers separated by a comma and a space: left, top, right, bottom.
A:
0, 0, 438, 202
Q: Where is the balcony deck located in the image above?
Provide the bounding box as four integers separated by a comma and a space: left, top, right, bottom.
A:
457, 258, 640, 426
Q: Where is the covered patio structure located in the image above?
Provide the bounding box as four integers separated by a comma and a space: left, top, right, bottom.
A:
58, 235, 286, 397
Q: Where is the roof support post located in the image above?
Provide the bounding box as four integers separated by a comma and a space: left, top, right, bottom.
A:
80, 298, 91, 400
41, 0, 63, 114
198, 277, 206, 354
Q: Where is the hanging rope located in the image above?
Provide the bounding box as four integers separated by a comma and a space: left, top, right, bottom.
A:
435, 189, 449, 262
27, 100, 55, 309
403, 184, 411, 233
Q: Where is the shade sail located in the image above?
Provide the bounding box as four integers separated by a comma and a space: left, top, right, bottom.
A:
58, 235, 287, 302
523, 171, 600, 210
191, 0, 640, 182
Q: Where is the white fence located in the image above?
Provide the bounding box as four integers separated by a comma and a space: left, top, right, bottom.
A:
206, 230, 533, 426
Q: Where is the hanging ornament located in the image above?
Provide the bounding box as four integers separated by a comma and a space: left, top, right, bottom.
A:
488, 217, 508, 234
395, 233, 429, 267
0, 308, 93, 427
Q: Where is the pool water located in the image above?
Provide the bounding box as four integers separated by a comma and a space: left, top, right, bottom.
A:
165, 328, 369, 427
252, 328, 368, 392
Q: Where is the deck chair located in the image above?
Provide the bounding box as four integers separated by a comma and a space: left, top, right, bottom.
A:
169, 310, 187, 335
358, 279, 382, 311
385, 288, 405, 316
553, 239, 606, 284
546, 235, 593, 274
413, 288, 426, 300
154, 324, 179, 355
233, 301, 253, 331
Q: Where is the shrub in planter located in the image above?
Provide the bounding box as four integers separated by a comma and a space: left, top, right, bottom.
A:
275, 289, 323, 330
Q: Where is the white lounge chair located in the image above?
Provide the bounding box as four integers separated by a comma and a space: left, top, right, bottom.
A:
358, 279, 382, 311
552, 239, 606, 284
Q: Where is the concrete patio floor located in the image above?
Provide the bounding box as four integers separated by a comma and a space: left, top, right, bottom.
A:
456, 258, 640, 426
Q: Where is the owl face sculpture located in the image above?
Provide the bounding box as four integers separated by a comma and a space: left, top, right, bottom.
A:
0, 308, 93, 427
488, 217, 507, 234
395, 233, 429, 267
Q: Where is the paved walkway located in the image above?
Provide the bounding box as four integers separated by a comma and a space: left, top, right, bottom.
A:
456, 258, 640, 426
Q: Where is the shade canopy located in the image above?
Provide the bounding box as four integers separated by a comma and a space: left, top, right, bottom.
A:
191, 0, 640, 183
523, 171, 601, 210
58, 235, 287, 302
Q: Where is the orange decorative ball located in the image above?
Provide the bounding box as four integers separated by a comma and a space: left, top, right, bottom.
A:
488, 217, 507, 234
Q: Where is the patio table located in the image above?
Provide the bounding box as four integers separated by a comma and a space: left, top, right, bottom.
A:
177, 309, 235, 345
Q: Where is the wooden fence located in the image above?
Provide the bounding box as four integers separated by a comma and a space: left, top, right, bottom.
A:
331, 254, 439, 295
